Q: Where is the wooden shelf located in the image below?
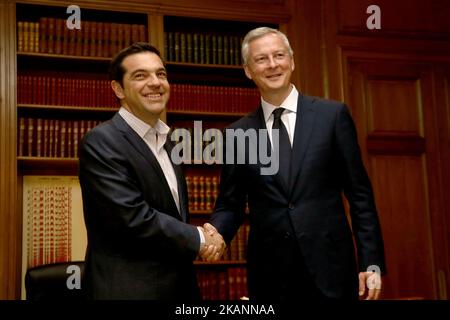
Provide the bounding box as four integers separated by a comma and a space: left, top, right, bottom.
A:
190, 209, 213, 215
167, 109, 247, 118
194, 260, 246, 266
18, 157, 78, 175
166, 61, 242, 70
17, 52, 111, 62
18, 104, 118, 113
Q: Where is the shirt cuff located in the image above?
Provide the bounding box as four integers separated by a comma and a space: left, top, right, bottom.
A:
197, 226, 205, 251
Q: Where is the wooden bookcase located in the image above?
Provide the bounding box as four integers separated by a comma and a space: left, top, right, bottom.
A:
11, 0, 290, 300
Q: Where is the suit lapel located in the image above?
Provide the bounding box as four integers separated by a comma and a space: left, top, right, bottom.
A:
111, 114, 181, 219
290, 95, 317, 196
164, 138, 188, 222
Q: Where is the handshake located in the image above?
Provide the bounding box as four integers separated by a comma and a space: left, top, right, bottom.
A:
198, 223, 226, 262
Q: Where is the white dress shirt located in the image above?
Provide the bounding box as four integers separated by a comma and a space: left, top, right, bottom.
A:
261, 84, 299, 148
118, 107, 205, 247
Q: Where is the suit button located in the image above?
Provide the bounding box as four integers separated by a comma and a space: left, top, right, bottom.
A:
288, 203, 294, 210
284, 232, 291, 239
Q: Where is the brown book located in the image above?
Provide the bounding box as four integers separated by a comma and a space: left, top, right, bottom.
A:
62, 19, 70, 55
96, 22, 104, 57
43, 119, 49, 157
186, 176, 193, 211
211, 34, 217, 64
38, 18, 47, 53
199, 33, 205, 64
47, 18, 55, 54
180, 32, 186, 63
219, 271, 228, 300
237, 225, 246, 261
66, 121, 72, 158
138, 24, 146, 41
174, 32, 180, 62
167, 32, 174, 61
17, 21, 24, 52
60, 120, 66, 158
124, 24, 131, 47
131, 24, 140, 43
55, 19, 63, 54
192, 175, 199, 211
212, 176, 219, 205
23, 22, 30, 52
227, 268, 236, 300
117, 23, 124, 51
223, 35, 229, 65
49, 119, 54, 157
110, 23, 118, 57
205, 176, 212, 210
68, 27, 76, 56
89, 21, 97, 57
18, 117, 25, 156
186, 33, 193, 63
198, 176, 205, 211
75, 24, 83, 56
30, 22, 38, 53
27, 118, 34, 156
102, 23, 110, 57
205, 34, 211, 64
53, 120, 59, 157
82, 21, 90, 56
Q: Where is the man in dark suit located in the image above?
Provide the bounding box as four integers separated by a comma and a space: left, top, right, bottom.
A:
79, 42, 224, 299
207, 27, 386, 300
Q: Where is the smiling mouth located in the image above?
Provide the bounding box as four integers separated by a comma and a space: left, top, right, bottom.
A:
266, 73, 282, 80
143, 93, 163, 100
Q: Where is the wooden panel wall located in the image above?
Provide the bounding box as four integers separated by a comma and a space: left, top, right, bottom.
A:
0, 1, 20, 300
347, 59, 440, 298
321, 0, 450, 299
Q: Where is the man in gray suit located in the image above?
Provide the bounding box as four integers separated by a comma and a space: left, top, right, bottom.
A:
79, 42, 224, 299
207, 27, 386, 301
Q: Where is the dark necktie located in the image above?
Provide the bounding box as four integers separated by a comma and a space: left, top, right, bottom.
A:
272, 108, 292, 188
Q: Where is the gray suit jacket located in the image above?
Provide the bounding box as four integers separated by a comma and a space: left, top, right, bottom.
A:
79, 113, 200, 300
211, 94, 386, 299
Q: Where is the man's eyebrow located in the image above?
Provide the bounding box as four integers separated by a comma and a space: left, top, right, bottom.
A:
129, 69, 147, 76
129, 67, 166, 76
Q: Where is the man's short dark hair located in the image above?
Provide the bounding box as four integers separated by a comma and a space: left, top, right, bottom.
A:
109, 42, 163, 86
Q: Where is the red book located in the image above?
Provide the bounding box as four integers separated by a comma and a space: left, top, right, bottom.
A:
96, 22, 104, 57
89, 21, 97, 57
55, 19, 63, 54
47, 18, 55, 54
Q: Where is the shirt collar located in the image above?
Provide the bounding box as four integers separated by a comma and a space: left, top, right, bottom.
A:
261, 84, 299, 122
118, 107, 170, 139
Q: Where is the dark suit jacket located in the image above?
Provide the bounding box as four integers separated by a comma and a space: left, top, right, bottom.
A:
211, 94, 386, 299
78, 113, 200, 300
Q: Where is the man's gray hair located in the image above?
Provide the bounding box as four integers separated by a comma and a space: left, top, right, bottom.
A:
241, 27, 293, 65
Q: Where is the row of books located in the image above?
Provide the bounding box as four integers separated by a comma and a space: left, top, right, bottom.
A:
186, 175, 219, 212
24, 180, 73, 267
17, 19, 147, 57
195, 224, 249, 262
164, 32, 244, 66
18, 116, 235, 160
18, 118, 102, 158
167, 84, 260, 114
18, 73, 260, 113
18, 73, 118, 108
197, 267, 248, 300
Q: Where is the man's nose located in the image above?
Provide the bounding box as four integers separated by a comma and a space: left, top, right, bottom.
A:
146, 74, 161, 87
267, 56, 278, 68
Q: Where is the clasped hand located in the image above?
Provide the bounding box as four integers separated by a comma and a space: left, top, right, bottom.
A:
198, 223, 226, 262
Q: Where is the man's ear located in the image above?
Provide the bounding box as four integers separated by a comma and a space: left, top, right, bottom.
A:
290, 57, 295, 71
243, 65, 253, 80
111, 80, 125, 99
